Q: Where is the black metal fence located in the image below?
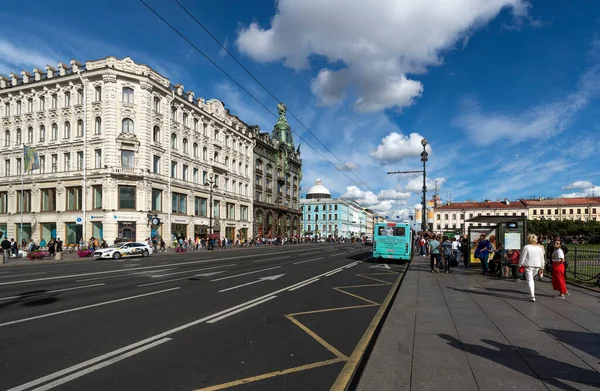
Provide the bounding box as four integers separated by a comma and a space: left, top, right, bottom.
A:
565, 247, 600, 287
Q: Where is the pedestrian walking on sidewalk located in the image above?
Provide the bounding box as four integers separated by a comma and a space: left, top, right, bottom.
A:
441, 236, 453, 273
429, 235, 441, 272
475, 233, 492, 275
551, 240, 569, 298
1, 237, 10, 259
518, 234, 546, 302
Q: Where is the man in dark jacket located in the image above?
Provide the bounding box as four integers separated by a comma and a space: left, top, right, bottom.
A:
1, 237, 11, 259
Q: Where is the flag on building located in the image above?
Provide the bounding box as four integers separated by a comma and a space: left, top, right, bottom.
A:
23, 145, 40, 172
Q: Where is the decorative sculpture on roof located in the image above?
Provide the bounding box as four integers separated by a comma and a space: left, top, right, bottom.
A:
272, 102, 295, 152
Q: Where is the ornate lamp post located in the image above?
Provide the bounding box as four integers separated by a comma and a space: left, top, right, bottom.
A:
205, 173, 218, 249
420, 139, 429, 233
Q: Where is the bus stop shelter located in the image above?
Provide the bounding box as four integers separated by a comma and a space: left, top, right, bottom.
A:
466, 216, 528, 266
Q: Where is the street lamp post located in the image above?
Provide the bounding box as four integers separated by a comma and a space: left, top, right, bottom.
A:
205, 173, 218, 250
420, 139, 429, 233
387, 138, 429, 233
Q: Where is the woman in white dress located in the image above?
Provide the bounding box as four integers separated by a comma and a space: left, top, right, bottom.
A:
518, 234, 546, 302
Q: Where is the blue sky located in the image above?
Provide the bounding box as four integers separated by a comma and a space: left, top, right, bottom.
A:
1, 0, 599, 220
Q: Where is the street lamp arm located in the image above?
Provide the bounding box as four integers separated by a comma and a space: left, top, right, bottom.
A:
387, 170, 424, 174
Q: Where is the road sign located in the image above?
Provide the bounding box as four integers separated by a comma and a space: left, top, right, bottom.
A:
75, 217, 83, 225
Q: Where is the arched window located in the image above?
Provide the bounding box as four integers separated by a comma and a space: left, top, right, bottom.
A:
232, 159, 236, 173
225, 157, 229, 169
171, 106, 177, 121
238, 162, 242, 173
153, 97, 160, 112
122, 87, 134, 103
225, 135, 229, 148
255, 159, 262, 170
183, 113, 188, 127
94, 117, 102, 135
4, 130, 10, 147
171, 133, 178, 149
63, 121, 70, 139
51, 123, 58, 140
122, 118, 134, 134
245, 165, 248, 175
153, 126, 160, 142
39, 125, 45, 142
27, 127, 33, 143
202, 122, 207, 136
193, 143, 198, 158
16, 128, 22, 144
77, 119, 84, 137
213, 152, 219, 162
183, 138, 188, 153
202, 147, 207, 161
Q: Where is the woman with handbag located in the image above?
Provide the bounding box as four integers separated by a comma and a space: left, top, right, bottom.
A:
551, 241, 569, 298
518, 234, 546, 302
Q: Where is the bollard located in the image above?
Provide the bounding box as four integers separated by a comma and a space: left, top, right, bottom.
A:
0, 255, 4, 264
54, 253, 62, 261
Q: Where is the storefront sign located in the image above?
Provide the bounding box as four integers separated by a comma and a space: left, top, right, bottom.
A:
226, 223, 236, 226
112, 213, 140, 221
89, 214, 106, 221
171, 217, 189, 224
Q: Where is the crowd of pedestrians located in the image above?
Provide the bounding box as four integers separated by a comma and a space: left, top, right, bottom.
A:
417, 232, 570, 302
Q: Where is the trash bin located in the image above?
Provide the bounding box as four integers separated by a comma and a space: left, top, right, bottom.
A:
54, 253, 62, 261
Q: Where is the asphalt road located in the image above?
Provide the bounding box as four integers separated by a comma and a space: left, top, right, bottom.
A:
0, 243, 407, 391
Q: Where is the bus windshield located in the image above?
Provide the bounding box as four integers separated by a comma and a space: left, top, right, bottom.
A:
376, 226, 406, 237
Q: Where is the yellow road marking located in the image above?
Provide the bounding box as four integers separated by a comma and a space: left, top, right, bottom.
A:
192, 358, 345, 391
330, 270, 404, 390
191, 268, 406, 391
285, 315, 349, 360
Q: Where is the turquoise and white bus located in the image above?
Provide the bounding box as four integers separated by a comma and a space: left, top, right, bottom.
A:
372, 222, 412, 261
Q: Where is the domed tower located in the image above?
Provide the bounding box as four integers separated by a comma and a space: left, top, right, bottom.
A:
306, 179, 332, 200
272, 102, 295, 151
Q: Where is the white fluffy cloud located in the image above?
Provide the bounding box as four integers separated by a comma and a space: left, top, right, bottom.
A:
336, 161, 360, 171
236, 0, 528, 112
562, 180, 594, 190
341, 186, 412, 219
404, 177, 446, 193
370, 132, 431, 163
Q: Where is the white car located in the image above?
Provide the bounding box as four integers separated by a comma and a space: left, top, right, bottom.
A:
94, 242, 153, 260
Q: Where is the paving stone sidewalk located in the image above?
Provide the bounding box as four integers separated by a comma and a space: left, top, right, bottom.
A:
357, 256, 600, 390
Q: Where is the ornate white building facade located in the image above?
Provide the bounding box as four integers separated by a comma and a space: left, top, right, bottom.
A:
0, 56, 254, 246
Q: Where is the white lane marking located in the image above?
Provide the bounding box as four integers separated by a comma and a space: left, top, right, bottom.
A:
150, 264, 236, 278
252, 255, 290, 263
293, 257, 323, 265
0, 284, 106, 302
345, 262, 359, 268
288, 279, 319, 291
75, 269, 173, 282
370, 264, 391, 270
210, 266, 282, 282
297, 252, 321, 256
10, 262, 356, 389
206, 296, 277, 324
218, 274, 285, 293
324, 269, 344, 277
0, 287, 180, 328
136, 271, 225, 288
26, 338, 172, 391
0, 271, 11, 274
0, 271, 47, 279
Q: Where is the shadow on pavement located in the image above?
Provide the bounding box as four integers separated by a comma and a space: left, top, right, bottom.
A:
0, 290, 60, 309
439, 334, 600, 391
545, 329, 600, 360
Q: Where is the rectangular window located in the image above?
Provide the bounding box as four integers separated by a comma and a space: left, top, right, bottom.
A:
241, 206, 248, 221
555, 209, 559, 214
195, 197, 207, 216
66, 187, 82, 211
593, 208, 597, 214
151, 189, 162, 212
51, 94, 57, 109
153, 155, 160, 174
41, 188, 56, 211
95, 149, 102, 169
570, 209, 574, 214
202, 171, 208, 185
182, 165, 188, 181
40, 156, 45, 173
577, 208, 581, 214
78, 120, 84, 137
39, 97, 45, 111
64, 152, 71, 171
118, 186, 136, 209
533, 210, 537, 215
122, 87, 134, 104
121, 150, 134, 169
77, 151, 83, 171
172, 192, 187, 214
27, 99, 33, 112
0, 192, 8, 213
171, 161, 177, 178
227, 203, 235, 219
17, 190, 32, 213
51, 154, 57, 173
214, 200, 220, 218
224, 179, 229, 192
4, 102, 9, 116
95, 86, 102, 101
16, 100, 21, 115
64, 92, 70, 107
77, 89, 83, 105
16, 158, 21, 175
193, 168, 198, 184
585, 208, 589, 214
92, 186, 102, 209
